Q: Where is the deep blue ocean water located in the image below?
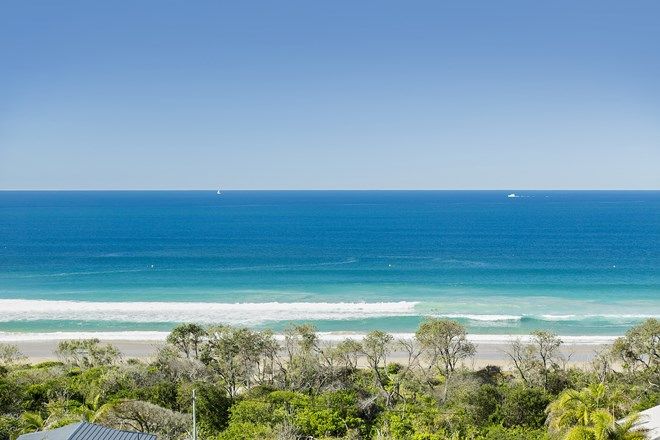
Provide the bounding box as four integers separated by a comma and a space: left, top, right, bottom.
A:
0, 190, 658, 338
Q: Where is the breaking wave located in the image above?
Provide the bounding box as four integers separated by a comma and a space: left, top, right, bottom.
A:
429, 313, 656, 324
0, 300, 655, 329
0, 299, 418, 325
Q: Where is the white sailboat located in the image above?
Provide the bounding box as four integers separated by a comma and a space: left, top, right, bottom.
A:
216, 188, 222, 195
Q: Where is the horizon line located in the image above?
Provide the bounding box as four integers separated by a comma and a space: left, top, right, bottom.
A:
1, 188, 659, 192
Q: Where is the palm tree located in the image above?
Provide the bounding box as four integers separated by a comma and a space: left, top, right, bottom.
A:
19, 399, 87, 434
547, 384, 646, 440
606, 414, 647, 440
74, 393, 111, 422
19, 412, 45, 434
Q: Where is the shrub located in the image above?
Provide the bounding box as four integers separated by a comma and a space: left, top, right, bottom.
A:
500, 385, 549, 428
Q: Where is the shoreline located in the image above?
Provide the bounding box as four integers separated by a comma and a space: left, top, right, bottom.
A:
0, 330, 620, 344
2, 332, 612, 366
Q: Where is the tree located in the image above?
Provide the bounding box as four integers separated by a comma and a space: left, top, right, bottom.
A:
466, 383, 502, 426
505, 331, 564, 390
362, 331, 393, 372
415, 319, 475, 400
55, 339, 120, 368
531, 331, 563, 390
546, 383, 644, 440
283, 324, 319, 363
293, 391, 364, 438
611, 318, 659, 378
217, 421, 274, 440
97, 400, 191, 440
547, 383, 608, 432
330, 338, 362, 371
201, 326, 277, 398
0, 377, 23, 415
361, 331, 394, 404
476, 425, 550, 440
4, 320, 659, 440
504, 338, 538, 386
17, 403, 81, 435
500, 385, 549, 429
606, 414, 648, 440
591, 349, 615, 384
0, 344, 26, 366
18, 412, 45, 434
166, 323, 207, 359
279, 324, 326, 391
194, 384, 232, 433
361, 333, 423, 408
152, 345, 208, 383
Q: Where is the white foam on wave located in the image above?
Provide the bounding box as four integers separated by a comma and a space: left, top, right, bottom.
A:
538, 314, 657, 321
435, 314, 522, 322
0, 331, 619, 345
0, 299, 419, 325
1, 299, 654, 326
430, 313, 658, 323
0, 331, 170, 342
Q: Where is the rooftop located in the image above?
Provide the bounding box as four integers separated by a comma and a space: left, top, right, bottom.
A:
17, 422, 156, 440
637, 404, 660, 440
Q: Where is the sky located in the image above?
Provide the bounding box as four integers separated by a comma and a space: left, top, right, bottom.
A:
1, 0, 659, 190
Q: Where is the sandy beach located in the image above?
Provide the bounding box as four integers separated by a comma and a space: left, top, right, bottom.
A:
9, 338, 607, 368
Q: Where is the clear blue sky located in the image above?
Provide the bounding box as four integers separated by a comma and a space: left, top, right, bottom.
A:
1, 0, 659, 189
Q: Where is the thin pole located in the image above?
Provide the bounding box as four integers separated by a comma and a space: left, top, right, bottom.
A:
192, 389, 197, 440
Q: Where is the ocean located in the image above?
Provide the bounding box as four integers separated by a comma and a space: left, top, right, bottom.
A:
0, 190, 658, 341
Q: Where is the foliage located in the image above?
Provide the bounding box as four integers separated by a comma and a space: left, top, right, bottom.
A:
166, 323, 207, 359
216, 421, 274, 440
332, 338, 363, 371
547, 384, 647, 440
194, 383, 232, 433
201, 325, 277, 399
55, 339, 120, 368
504, 331, 564, 390
416, 319, 476, 376
0, 415, 20, 440
293, 391, 364, 438
0, 346, 26, 367
474, 425, 549, 440
0, 378, 23, 415
416, 318, 476, 401
611, 318, 659, 379
0, 320, 657, 440
500, 385, 549, 428
97, 399, 191, 440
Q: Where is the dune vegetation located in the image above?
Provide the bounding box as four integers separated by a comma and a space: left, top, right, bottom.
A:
0, 318, 657, 440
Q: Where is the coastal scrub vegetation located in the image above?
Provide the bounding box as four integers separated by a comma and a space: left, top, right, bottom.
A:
0, 318, 657, 440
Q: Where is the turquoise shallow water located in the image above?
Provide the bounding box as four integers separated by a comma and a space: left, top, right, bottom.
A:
0, 190, 658, 337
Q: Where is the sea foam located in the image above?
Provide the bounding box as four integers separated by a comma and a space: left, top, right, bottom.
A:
431, 313, 657, 323
0, 299, 655, 326
0, 299, 419, 325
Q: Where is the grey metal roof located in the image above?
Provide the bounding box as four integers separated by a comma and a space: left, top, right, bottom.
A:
17, 423, 83, 440
618, 404, 660, 440
17, 422, 156, 440
637, 404, 660, 440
